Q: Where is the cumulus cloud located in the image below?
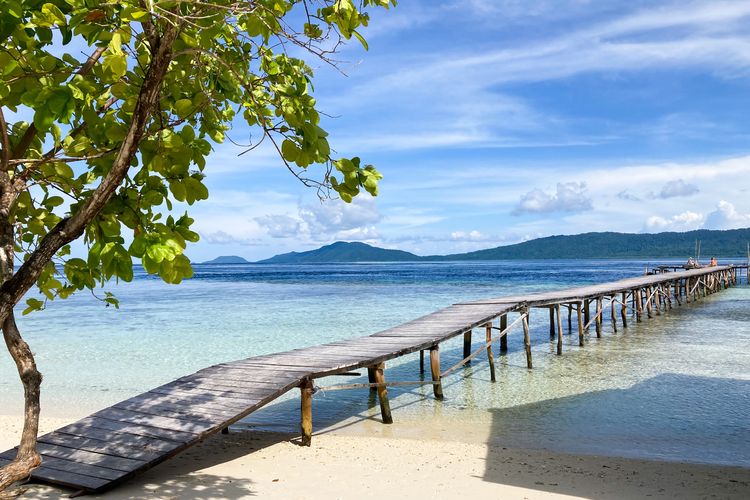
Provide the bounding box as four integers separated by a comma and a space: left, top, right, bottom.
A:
644, 211, 705, 232
253, 196, 382, 242
704, 200, 750, 230
450, 230, 489, 242
655, 179, 699, 199
617, 190, 640, 201
253, 214, 300, 238
512, 182, 592, 215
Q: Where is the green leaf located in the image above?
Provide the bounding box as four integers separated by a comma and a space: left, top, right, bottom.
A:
174, 98, 194, 119
352, 30, 368, 51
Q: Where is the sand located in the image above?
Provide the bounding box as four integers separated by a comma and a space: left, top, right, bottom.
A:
1, 414, 749, 499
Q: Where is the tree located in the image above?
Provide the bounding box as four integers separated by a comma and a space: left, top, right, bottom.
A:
0, 0, 392, 491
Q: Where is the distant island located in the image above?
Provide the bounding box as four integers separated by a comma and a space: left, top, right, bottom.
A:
202, 255, 251, 264
254, 228, 750, 263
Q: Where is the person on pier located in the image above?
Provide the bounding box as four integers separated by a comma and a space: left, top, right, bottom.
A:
710, 257, 718, 267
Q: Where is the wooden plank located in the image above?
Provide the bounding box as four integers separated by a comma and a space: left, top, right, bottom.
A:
92, 408, 216, 434
31, 466, 112, 491
38, 432, 167, 462
0, 450, 127, 482
65, 416, 198, 443
113, 400, 241, 423
51, 427, 179, 455
149, 384, 279, 404
7, 443, 146, 473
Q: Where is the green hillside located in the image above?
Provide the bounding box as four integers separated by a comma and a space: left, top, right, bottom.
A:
431, 228, 750, 260
257, 241, 420, 263
254, 228, 750, 263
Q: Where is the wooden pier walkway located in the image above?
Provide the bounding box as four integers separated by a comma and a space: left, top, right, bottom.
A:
1, 265, 746, 494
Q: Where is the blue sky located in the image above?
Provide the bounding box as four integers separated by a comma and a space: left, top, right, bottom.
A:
189, 0, 750, 261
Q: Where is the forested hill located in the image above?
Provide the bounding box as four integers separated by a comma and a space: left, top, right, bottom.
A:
254, 228, 750, 263
257, 241, 420, 263
429, 228, 750, 260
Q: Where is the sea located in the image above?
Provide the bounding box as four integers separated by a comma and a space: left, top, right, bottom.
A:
1, 260, 749, 467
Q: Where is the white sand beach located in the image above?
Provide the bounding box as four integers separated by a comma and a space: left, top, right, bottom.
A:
1, 413, 749, 499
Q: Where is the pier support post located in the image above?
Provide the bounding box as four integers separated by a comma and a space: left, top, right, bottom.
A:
485, 323, 496, 382
522, 309, 533, 368
300, 378, 314, 447
367, 367, 377, 392
576, 302, 584, 346
645, 286, 653, 318
595, 297, 603, 338
620, 292, 628, 328
685, 279, 691, 303
419, 350, 424, 374
373, 362, 393, 424
583, 300, 590, 330
674, 280, 682, 306
499, 314, 508, 353
610, 295, 617, 333
549, 307, 555, 338
463, 331, 472, 361
654, 286, 662, 315
634, 288, 642, 321
555, 304, 563, 355
567, 305, 572, 333
430, 346, 444, 400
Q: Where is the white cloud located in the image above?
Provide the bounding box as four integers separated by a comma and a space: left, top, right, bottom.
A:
253, 195, 382, 242
450, 230, 489, 242
512, 182, 593, 215
704, 200, 750, 229
656, 179, 700, 199
644, 211, 705, 232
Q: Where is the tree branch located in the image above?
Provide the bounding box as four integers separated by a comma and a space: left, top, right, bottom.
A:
0, 29, 179, 324
11, 47, 107, 161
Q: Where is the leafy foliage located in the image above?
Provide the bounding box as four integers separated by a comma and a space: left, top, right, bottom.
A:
0, 0, 394, 314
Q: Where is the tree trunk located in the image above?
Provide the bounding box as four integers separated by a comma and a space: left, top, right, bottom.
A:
0, 313, 42, 493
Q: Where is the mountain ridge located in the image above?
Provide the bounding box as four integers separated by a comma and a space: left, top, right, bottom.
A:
254, 228, 750, 263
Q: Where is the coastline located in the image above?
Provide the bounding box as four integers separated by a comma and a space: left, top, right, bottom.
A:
2, 413, 748, 499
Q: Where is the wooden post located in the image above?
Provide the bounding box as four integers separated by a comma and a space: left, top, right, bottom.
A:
636, 289, 643, 321
654, 285, 661, 315
221, 427, 229, 434
576, 301, 584, 346
522, 310, 532, 368
549, 307, 555, 338
595, 297, 602, 338
300, 378, 314, 447
645, 286, 653, 318
430, 346, 443, 400
419, 350, 424, 374
373, 362, 393, 424
485, 323, 496, 382
463, 331, 472, 362
499, 314, 508, 353
674, 280, 682, 306
367, 367, 377, 392
610, 295, 617, 333
685, 278, 691, 303
567, 304, 572, 333
583, 299, 590, 330
620, 291, 628, 328
555, 304, 563, 355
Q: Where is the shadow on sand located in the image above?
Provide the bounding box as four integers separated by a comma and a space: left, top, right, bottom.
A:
482, 373, 750, 498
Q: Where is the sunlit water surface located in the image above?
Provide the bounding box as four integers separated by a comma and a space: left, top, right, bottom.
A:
1, 260, 748, 466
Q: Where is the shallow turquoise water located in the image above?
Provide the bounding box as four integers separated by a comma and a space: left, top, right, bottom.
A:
1, 260, 748, 466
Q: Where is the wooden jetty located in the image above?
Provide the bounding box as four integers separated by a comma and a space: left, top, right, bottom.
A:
0, 264, 747, 495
